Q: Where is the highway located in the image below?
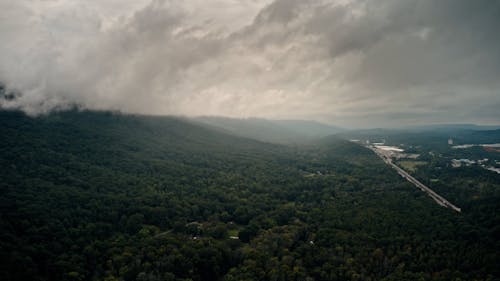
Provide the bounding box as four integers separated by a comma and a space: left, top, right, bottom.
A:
368, 146, 462, 213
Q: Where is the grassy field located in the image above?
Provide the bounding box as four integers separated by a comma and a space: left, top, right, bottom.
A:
228, 229, 239, 237
398, 160, 427, 172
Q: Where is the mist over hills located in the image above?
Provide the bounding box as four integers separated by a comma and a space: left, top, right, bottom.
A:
193, 116, 344, 144
1, 0, 500, 279
338, 126, 500, 146
192, 114, 500, 146
406, 124, 500, 131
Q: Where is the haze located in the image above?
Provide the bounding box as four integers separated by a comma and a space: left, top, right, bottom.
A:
0, 0, 499, 128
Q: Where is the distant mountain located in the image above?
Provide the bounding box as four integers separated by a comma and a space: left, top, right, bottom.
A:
193, 116, 344, 144
337, 123, 500, 140
337, 126, 500, 152
406, 124, 500, 131
270, 119, 345, 137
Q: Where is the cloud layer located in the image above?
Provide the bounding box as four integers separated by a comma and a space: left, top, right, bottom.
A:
1, 0, 499, 127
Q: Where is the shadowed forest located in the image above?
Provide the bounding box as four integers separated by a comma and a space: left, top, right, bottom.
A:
0, 110, 499, 281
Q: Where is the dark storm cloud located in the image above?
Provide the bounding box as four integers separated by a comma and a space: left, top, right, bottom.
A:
0, 0, 499, 127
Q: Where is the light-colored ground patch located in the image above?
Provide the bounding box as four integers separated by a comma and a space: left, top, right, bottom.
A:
398, 161, 427, 172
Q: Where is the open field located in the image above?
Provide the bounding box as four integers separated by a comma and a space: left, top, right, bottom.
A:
398, 161, 427, 172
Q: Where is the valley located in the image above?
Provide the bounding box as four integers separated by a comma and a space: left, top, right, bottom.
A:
0, 110, 498, 281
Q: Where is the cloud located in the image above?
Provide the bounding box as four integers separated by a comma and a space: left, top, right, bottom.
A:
0, 0, 499, 127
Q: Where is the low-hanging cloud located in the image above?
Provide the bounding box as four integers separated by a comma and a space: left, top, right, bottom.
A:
0, 0, 499, 127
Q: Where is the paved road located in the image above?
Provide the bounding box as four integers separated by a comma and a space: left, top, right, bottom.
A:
368, 146, 462, 213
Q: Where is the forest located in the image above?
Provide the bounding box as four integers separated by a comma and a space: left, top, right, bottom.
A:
0, 110, 499, 281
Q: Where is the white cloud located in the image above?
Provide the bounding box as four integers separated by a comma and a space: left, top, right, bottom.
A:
0, 0, 499, 127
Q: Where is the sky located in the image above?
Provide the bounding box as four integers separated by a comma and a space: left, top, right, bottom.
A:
0, 0, 499, 128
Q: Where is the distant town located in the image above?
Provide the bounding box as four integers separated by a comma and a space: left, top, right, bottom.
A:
351, 138, 500, 175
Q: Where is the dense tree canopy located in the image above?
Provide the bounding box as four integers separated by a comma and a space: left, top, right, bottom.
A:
0, 110, 498, 281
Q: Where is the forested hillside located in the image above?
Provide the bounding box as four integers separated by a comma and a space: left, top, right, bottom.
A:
0, 110, 498, 281
193, 117, 343, 144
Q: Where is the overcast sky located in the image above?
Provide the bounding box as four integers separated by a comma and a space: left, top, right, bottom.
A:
0, 0, 499, 128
